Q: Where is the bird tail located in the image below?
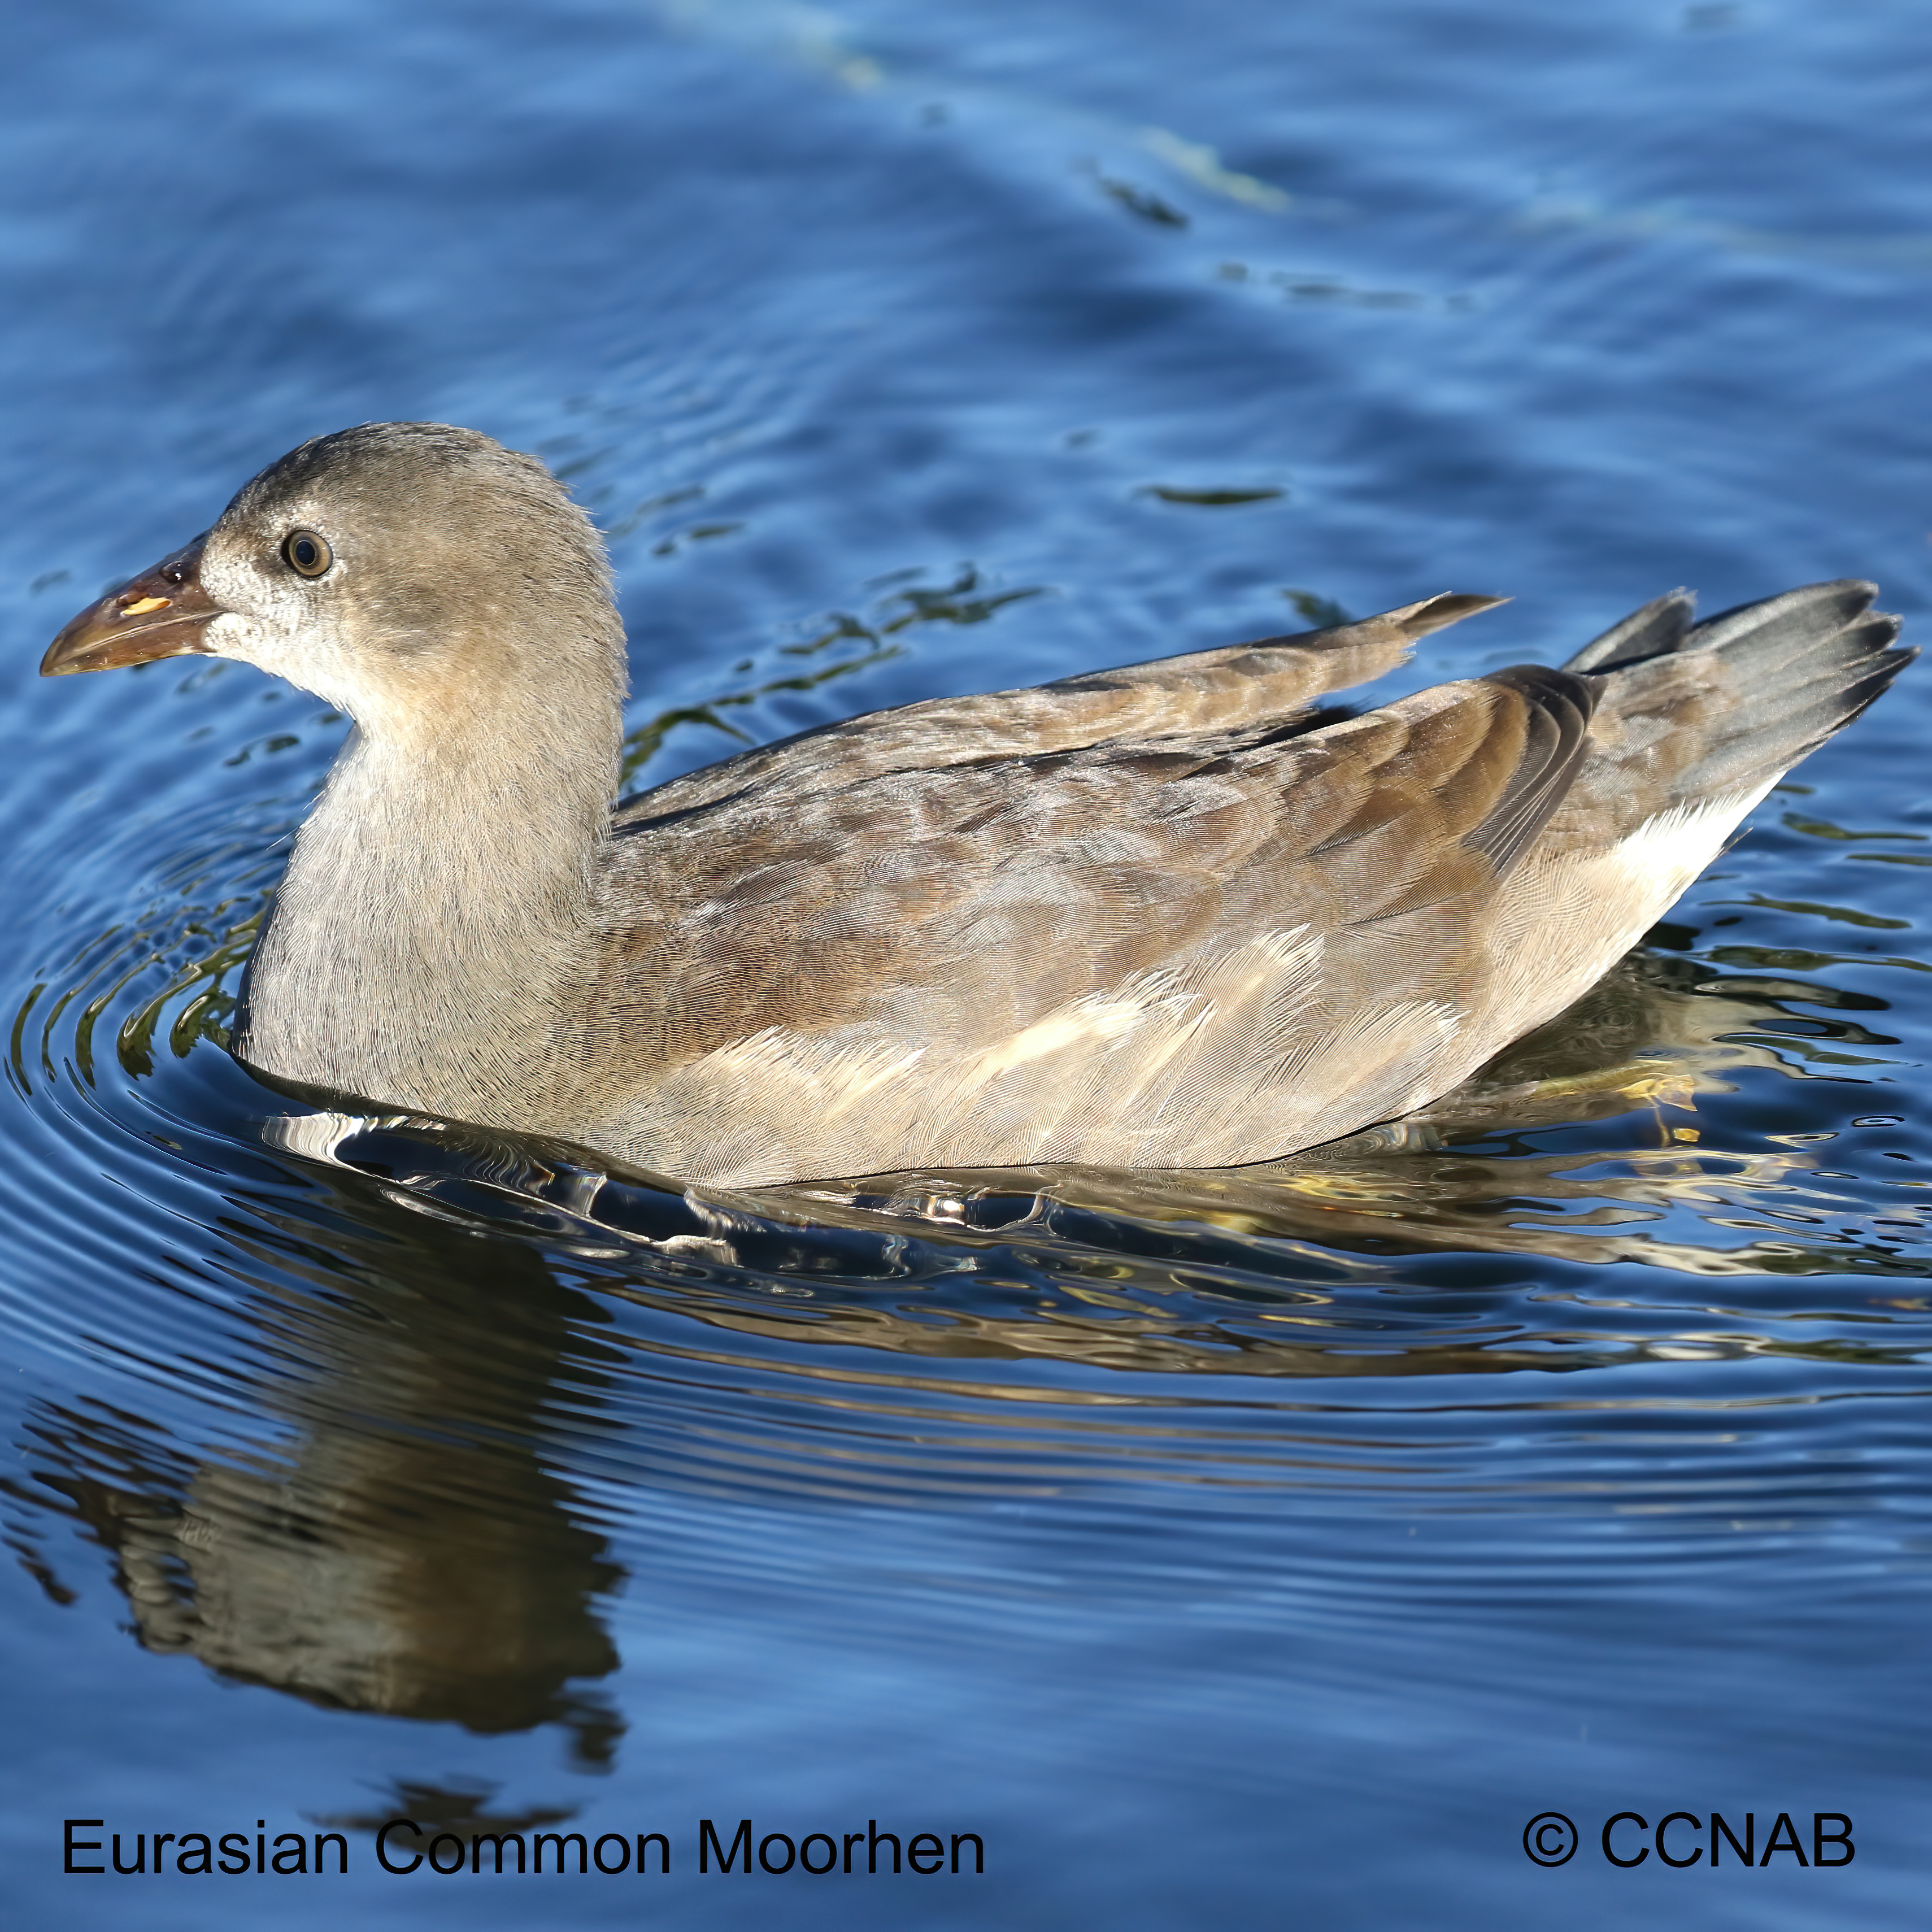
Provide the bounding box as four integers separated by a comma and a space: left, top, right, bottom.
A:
1560, 579, 1911, 817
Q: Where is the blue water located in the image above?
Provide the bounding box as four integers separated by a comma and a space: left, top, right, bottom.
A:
3, 2, 1930, 1925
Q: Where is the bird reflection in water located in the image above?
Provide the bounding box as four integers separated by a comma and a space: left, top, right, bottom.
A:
17, 1162, 625, 1766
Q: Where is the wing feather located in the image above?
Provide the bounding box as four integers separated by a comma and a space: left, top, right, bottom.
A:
616, 591, 1503, 826
582, 655, 1589, 1178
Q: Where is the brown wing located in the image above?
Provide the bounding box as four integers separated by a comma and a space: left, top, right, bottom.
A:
616, 592, 1503, 826
572, 662, 1591, 1182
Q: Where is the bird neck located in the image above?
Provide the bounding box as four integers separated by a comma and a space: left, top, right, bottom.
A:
234, 667, 623, 1125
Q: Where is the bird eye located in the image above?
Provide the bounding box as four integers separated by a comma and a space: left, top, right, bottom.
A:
282, 529, 333, 577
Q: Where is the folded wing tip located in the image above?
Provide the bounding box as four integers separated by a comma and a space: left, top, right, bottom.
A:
1390, 591, 1510, 639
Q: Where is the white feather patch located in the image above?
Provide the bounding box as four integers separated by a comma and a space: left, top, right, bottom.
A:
1611, 778, 1778, 900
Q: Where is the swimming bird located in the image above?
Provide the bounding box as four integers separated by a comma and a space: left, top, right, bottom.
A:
42, 423, 1910, 1186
